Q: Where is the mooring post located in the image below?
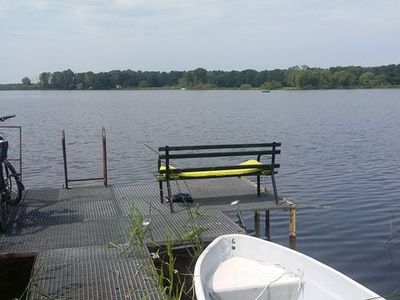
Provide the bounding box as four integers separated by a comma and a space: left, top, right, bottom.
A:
289, 237, 296, 250
102, 127, 108, 187
254, 210, 260, 236
289, 204, 296, 239
61, 130, 69, 189
265, 210, 270, 240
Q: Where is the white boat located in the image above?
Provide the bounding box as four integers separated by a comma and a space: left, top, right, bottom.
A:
194, 234, 383, 300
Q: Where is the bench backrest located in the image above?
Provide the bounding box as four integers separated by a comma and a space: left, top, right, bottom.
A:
158, 142, 281, 172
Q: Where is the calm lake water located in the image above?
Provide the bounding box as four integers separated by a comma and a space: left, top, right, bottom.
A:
1, 89, 400, 296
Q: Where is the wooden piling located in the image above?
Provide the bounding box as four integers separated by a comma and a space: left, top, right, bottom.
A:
289, 204, 296, 239
102, 127, 108, 187
62, 130, 69, 189
265, 210, 270, 240
254, 211, 260, 236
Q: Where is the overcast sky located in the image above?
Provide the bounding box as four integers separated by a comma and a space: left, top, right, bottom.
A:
1, 0, 399, 83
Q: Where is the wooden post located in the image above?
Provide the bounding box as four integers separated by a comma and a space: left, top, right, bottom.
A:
289, 237, 296, 250
254, 211, 260, 236
102, 127, 108, 187
289, 204, 296, 239
265, 210, 270, 240
62, 130, 69, 189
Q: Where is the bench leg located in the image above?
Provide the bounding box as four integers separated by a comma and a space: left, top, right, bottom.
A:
159, 181, 164, 203
257, 175, 261, 196
166, 179, 174, 213
271, 173, 278, 204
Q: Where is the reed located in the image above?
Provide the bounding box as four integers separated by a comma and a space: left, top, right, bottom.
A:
121, 199, 206, 300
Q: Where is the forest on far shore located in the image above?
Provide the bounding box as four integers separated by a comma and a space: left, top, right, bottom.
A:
2, 64, 400, 90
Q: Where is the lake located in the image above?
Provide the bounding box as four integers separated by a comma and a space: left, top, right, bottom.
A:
1, 89, 400, 296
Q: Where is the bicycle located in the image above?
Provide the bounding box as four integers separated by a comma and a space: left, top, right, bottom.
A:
0, 114, 24, 232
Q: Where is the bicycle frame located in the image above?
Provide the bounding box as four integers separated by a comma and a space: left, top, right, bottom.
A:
0, 126, 22, 179
0, 115, 24, 232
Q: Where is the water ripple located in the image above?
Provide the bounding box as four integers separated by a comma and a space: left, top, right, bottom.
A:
1, 89, 400, 295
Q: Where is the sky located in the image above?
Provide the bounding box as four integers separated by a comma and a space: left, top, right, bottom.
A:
0, 0, 400, 83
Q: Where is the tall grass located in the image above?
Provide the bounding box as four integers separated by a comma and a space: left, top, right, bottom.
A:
122, 200, 205, 300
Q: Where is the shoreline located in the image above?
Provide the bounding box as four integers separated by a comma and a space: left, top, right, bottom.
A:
1, 86, 400, 91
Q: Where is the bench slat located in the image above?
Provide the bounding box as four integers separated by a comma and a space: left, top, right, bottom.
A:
157, 172, 278, 181
158, 164, 280, 174
158, 143, 281, 151
159, 150, 280, 159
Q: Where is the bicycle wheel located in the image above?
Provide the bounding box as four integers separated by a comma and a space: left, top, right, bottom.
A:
3, 160, 24, 206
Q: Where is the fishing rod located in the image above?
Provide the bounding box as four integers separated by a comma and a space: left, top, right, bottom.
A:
144, 143, 194, 200
144, 143, 159, 155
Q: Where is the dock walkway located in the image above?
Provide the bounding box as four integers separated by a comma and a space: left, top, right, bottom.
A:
0, 177, 292, 299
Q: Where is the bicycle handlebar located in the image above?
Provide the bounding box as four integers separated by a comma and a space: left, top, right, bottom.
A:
0, 114, 16, 122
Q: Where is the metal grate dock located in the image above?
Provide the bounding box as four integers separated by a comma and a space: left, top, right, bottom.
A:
113, 177, 291, 216
0, 177, 293, 299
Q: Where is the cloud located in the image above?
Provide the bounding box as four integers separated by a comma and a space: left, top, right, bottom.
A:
114, 0, 145, 9
29, 0, 51, 10
0, 0, 12, 15
0, 0, 49, 14
1, 0, 400, 82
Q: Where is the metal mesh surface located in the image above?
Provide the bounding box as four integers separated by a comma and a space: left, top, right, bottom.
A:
144, 211, 245, 245
32, 246, 162, 300
114, 178, 290, 215
0, 218, 129, 252
0, 178, 293, 299
112, 184, 170, 216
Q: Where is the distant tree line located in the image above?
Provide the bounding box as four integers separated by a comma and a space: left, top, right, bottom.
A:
12, 64, 400, 90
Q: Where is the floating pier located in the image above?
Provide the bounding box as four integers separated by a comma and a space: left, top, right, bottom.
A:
0, 177, 295, 299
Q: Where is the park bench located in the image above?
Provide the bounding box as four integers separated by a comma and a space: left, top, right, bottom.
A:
155, 143, 281, 212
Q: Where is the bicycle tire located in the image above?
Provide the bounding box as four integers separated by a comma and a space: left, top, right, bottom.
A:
3, 160, 24, 206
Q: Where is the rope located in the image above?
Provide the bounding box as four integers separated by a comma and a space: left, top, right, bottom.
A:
254, 272, 287, 300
